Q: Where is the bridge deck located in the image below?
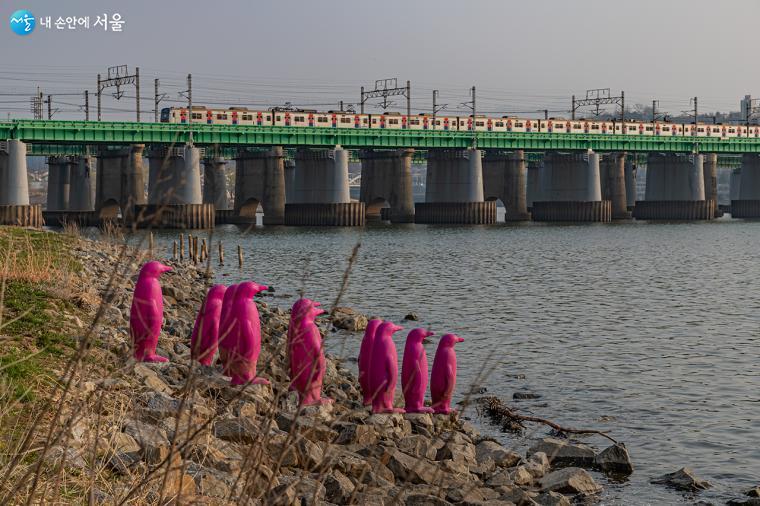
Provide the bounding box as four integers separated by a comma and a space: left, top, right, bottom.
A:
3, 119, 760, 153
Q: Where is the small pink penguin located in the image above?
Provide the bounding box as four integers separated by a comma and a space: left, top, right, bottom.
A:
190, 284, 227, 366
430, 333, 465, 414
216, 283, 239, 368
358, 318, 383, 405
289, 298, 332, 405
130, 261, 172, 362
368, 321, 404, 413
401, 328, 435, 413
218, 281, 269, 385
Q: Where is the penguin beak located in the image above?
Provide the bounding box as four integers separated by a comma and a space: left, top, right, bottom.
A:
425, 330, 435, 338
391, 324, 404, 333
313, 301, 321, 307
160, 265, 173, 274
456, 336, 465, 343
254, 284, 269, 293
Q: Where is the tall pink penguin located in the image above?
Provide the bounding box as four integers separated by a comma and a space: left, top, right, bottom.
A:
368, 321, 404, 413
216, 283, 239, 368
289, 298, 332, 405
358, 318, 383, 405
217, 281, 270, 385
130, 261, 173, 362
190, 284, 227, 366
401, 328, 435, 413
430, 333, 465, 414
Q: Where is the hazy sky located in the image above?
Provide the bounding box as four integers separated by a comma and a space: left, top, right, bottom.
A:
2, 0, 759, 120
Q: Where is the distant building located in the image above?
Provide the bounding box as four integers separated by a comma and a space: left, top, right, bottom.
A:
741, 94, 752, 120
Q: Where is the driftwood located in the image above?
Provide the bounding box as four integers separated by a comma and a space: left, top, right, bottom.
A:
478, 395, 619, 445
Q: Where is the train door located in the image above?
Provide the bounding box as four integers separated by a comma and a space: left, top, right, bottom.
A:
231, 111, 238, 125
285, 112, 291, 127
423, 116, 429, 130
443, 117, 449, 131
308, 113, 314, 127
179, 109, 187, 124
207, 110, 213, 124
256, 112, 263, 126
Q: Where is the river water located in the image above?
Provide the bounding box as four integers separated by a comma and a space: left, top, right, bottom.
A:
146, 213, 760, 504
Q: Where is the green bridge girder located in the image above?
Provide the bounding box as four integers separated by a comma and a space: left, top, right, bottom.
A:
4, 119, 760, 154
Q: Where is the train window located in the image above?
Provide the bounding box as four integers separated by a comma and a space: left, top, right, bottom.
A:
192, 113, 203, 120
698, 128, 704, 132
713, 128, 720, 133
573, 124, 582, 129
242, 114, 253, 121
265, 115, 271, 120
591, 124, 599, 130
372, 119, 378, 123
435, 120, 441, 125
215, 113, 227, 120
276, 116, 281, 121
495, 121, 503, 127
294, 116, 304, 122
515, 122, 523, 127
317, 117, 328, 123
389, 119, 399, 125
729, 128, 736, 133
362, 118, 368, 123
628, 126, 637, 131
645, 127, 653, 131
340, 117, 351, 123
409, 119, 419, 125
475, 121, 484, 126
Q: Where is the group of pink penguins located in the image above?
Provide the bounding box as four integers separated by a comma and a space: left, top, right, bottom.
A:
130, 261, 464, 414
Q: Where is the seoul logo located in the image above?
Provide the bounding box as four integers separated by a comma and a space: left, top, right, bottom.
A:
9, 10, 35, 35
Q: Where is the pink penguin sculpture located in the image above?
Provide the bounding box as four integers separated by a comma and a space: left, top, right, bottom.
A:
216, 283, 239, 367
401, 328, 435, 413
190, 284, 227, 366
358, 318, 383, 405
368, 321, 405, 413
289, 299, 332, 405
217, 281, 269, 385
430, 333, 465, 414
130, 261, 172, 362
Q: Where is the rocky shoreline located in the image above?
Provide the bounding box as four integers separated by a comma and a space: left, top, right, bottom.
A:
11, 231, 748, 505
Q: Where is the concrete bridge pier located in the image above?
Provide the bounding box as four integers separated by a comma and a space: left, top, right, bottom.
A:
0, 140, 42, 227
532, 150, 611, 222
234, 147, 286, 225
68, 156, 96, 211
482, 150, 530, 221
702, 153, 722, 217
46, 156, 72, 212
286, 146, 364, 226
599, 152, 631, 219
359, 149, 415, 223
730, 168, 741, 212
416, 148, 495, 224
95, 145, 147, 225
203, 157, 230, 211
633, 153, 713, 220
731, 154, 760, 217
625, 160, 637, 210
526, 160, 542, 211
284, 160, 296, 204
143, 144, 212, 228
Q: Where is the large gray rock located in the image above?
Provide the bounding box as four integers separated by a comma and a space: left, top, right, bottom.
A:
386, 449, 441, 485
475, 440, 522, 468
535, 491, 572, 506
539, 467, 603, 496
324, 470, 355, 504
122, 419, 169, 465
213, 417, 262, 445
528, 438, 596, 467
651, 467, 711, 492
399, 434, 440, 460
331, 307, 368, 331
594, 443, 633, 474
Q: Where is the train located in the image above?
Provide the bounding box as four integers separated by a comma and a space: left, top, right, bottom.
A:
159, 106, 760, 138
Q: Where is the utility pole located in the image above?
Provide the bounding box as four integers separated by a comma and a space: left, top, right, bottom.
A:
432, 90, 437, 129
154, 79, 159, 122
652, 100, 659, 122
46, 95, 51, 119
97, 73, 101, 121
340, 100, 344, 112
85, 90, 89, 121
693, 96, 698, 124
571, 95, 576, 120
621, 90, 625, 123
97, 65, 139, 121
360, 86, 364, 114
135, 66, 140, 122
187, 73, 192, 116
544, 109, 549, 120
30, 87, 43, 119
406, 80, 411, 118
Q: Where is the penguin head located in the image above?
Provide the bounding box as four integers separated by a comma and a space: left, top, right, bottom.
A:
378, 321, 404, 337
440, 333, 464, 347
305, 299, 323, 317
237, 281, 269, 299
141, 260, 172, 278
408, 328, 435, 342
207, 284, 227, 302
